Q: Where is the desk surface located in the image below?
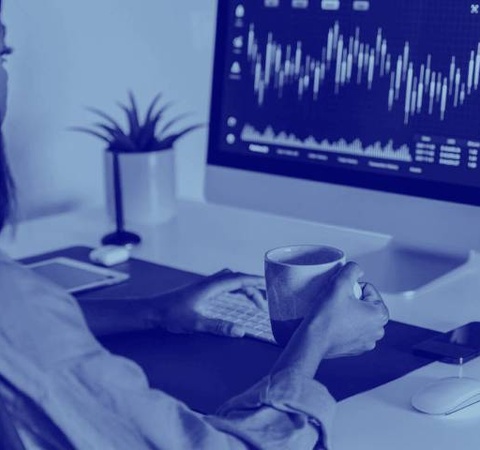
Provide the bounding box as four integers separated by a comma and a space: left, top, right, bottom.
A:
3, 200, 480, 450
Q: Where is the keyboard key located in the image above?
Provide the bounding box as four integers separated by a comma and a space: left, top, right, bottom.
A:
204, 292, 276, 344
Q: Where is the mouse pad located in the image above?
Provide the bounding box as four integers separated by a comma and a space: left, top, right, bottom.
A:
22, 246, 442, 413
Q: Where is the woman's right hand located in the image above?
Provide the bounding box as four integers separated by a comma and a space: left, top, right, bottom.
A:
305, 262, 389, 359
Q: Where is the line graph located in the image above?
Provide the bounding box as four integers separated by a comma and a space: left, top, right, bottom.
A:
246, 22, 480, 124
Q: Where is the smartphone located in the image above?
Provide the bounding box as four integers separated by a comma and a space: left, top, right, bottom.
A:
413, 322, 480, 364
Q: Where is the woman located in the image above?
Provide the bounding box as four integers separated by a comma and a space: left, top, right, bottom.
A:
0, 11, 389, 450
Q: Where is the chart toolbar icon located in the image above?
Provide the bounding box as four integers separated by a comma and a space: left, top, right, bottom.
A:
321, 0, 340, 11
292, 0, 308, 8
233, 36, 244, 49
265, 0, 280, 7
353, 1, 370, 11
227, 117, 238, 127
235, 5, 245, 17
230, 62, 242, 74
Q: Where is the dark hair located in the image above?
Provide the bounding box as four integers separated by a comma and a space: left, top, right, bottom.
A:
0, 135, 14, 231
0, 3, 14, 231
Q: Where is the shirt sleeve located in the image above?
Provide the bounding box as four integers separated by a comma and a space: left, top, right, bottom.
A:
211, 369, 336, 450
0, 254, 336, 450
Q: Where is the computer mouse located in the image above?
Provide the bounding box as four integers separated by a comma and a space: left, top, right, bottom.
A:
411, 377, 480, 415
89, 245, 130, 267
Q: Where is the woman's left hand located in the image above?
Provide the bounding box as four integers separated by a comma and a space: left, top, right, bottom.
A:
150, 269, 267, 338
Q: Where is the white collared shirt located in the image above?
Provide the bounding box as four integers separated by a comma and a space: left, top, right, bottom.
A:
0, 252, 336, 450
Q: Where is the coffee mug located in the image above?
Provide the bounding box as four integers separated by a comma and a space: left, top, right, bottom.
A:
265, 244, 361, 346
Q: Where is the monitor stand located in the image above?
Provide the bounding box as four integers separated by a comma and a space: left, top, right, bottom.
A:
355, 242, 471, 297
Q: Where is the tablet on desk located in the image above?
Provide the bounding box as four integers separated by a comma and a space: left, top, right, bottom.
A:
25, 257, 129, 294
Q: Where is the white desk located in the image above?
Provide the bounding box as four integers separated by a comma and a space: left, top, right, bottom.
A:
3, 200, 480, 450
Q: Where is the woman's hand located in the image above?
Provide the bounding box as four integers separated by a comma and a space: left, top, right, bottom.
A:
150, 269, 266, 338
305, 262, 389, 358
271, 262, 389, 378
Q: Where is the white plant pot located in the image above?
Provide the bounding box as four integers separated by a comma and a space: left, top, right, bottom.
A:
105, 149, 177, 226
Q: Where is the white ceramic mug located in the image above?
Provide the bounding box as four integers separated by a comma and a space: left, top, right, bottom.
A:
265, 245, 360, 346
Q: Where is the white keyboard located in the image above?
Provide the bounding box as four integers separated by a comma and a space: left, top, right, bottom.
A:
202, 292, 276, 344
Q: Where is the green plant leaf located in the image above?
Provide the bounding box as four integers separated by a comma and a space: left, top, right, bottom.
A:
75, 93, 202, 153
116, 92, 142, 142
128, 91, 140, 130
154, 124, 204, 150
129, 101, 174, 150
145, 92, 163, 123
151, 101, 173, 128
117, 103, 137, 141
158, 113, 192, 139
94, 121, 142, 152
69, 126, 111, 143
137, 118, 158, 151
105, 132, 136, 152
85, 107, 120, 128
93, 122, 126, 139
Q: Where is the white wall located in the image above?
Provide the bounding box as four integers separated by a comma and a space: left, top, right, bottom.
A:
3, 0, 216, 219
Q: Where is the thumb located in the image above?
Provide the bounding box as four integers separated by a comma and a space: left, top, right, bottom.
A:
333, 262, 364, 296
196, 318, 246, 338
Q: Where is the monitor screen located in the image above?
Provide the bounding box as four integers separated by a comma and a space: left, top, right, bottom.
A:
208, 0, 480, 206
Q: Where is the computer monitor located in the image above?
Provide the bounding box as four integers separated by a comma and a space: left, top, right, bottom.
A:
206, 0, 480, 293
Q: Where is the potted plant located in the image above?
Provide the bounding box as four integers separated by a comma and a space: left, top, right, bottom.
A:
74, 92, 202, 246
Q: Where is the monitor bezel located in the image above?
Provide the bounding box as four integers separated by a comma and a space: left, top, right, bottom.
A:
207, 0, 480, 208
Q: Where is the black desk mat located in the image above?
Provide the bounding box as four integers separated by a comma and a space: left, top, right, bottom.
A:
22, 246, 441, 413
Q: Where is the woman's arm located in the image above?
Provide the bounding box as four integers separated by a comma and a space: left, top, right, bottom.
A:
78, 270, 266, 337
209, 263, 389, 449
0, 255, 387, 450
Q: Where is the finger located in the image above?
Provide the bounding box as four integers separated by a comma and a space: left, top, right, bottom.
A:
196, 318, 245, 338
360, 283, 389, 323
365, 298, 390, 325
203, 272, 266, 297
334, 262, 364, 293
326, 349, 367, 359
379, 302, 390, 324
243, 286, 268, 311
337, 262, 364, 282
360, 283, 382, 302
185, 268, 233, 293
376, 327, 386, 341
345, 261, 365, 278
210, 268, 233, 277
